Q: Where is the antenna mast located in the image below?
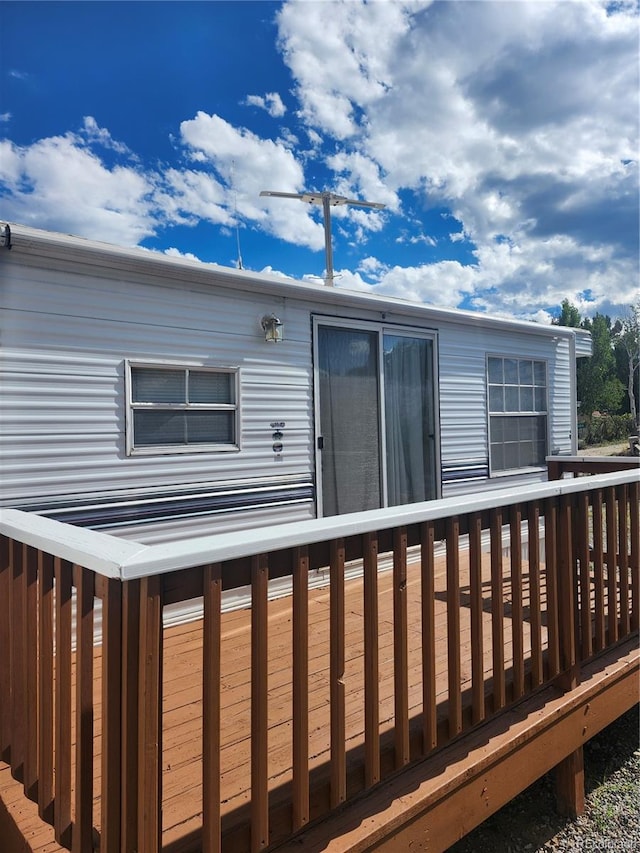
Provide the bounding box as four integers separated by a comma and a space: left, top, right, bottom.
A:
260, 190, 385, 286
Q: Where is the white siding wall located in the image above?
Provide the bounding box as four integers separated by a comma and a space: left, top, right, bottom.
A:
439, 322, 572, 497
1, 256, 315, 531
1, 244, 577, 536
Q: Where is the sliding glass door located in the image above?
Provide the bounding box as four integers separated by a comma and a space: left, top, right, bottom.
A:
315, 321, 438, 517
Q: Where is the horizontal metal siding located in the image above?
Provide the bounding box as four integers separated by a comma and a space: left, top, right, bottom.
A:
1, 260, 315, 512
439, 323, 572, 497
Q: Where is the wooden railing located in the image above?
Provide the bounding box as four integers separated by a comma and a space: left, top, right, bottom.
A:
1, 467, 638, 852
547, 453, 639, 480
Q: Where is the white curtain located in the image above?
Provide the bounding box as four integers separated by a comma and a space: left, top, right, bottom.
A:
384, 335, 436, 506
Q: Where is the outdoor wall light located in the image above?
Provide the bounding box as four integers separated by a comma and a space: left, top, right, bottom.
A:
261, 313, 283, 343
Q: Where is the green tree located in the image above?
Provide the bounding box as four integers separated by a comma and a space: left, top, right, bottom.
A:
553, 298, 582, 328
614, 300, 640, 429
577, 314, 625, 416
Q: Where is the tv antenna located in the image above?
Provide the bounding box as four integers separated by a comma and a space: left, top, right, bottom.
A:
260, 190, 385, 286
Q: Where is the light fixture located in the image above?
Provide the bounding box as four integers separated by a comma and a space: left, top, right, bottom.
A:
261, 313, 283, 343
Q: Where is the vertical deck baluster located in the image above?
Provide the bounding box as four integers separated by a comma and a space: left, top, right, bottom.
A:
509, 505, 525, 700
393, 527, 409, 767
203, 563, 222, 853
557, 496, 578, 691
0, 537, 11, 761
138, 574, 163, 853
121, 580, 141, 853
527, 502, 543, 687
363, 531, 380, 787
544, 500, 560, 679
99, 576, 122, 853
292, 547, 310, 826
330, 538, 346, 807
10, 541, 26, 781
54, 558, 73, 848
24, 546, 39, 799
251, 554, 269, 852
490, 508, 506, 710
73, 565, 95, 853
576, 493, 592, 661
630, 480, 640, 632
468, 512, 485, 724
38, 551, 54, 823
421, 521, 437, 752
617, 485, 630, 637
605, 488, 619, 644
592, 491, 605, 651
446, 517, 462, 737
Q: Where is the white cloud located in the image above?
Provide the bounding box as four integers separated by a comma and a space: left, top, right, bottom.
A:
0, 112, 11, 122
0, 133, 156, 244
276, 0, 638, 318
179, 111, 324, 249
245, 92, 287, 117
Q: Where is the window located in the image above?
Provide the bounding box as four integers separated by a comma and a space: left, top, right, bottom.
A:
487, 356, 547, 473
127, 364, 238, 454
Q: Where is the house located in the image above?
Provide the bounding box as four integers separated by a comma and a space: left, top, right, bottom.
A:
0, 222, 591, 544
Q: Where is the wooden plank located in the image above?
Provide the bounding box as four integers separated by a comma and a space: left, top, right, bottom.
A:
446, 517, 462, 737
490, 508, 506, 709
555, 746, 585, 818
605, 487, 619, 644
11, 541, 25, 782
54, 558, 72, 848
468, 513, 485, 724
617, 484, 630, 636
527, 502, 543, 687
630, 480, 640, 632
138, 574, 163, 853
24, 546, 39, 799
421, 522, 437, 751
544, 500, 560, 679
203, 563, 222, 853
592, 490, 606, 651
393, 527, 409, 768
72, 565, 95, 853
38, 551, 54, 824
363, 531, 380, 787
329, 538, 346, 808
292, 547, 309, 828
100, 577, 122, 853
251, 554, 269, 852
121, 579, 140, 852
576, 493, 592, 661
557, 495, 578, 691
509, 505, 524, 700
0, 537, 11, 761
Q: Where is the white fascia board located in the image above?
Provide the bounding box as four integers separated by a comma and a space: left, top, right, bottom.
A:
6, 223, 582, 342
0, 508, 148, 579
119, 469, 639, 580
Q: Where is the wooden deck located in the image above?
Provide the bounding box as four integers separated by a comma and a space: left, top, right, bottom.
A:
1, 461, 638, 852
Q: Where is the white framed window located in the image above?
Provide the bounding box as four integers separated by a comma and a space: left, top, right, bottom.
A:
126, 362, 239, 455
487, 356, 548, 474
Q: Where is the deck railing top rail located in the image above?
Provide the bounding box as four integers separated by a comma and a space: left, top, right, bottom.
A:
1, 467, 638, 581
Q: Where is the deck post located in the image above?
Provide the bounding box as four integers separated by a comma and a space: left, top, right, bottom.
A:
555, 747, 585, 817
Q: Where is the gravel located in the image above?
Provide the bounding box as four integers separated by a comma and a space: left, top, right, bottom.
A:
447, 705, 640, 853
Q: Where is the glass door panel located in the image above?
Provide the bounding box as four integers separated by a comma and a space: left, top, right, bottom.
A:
317, 326, 381, 516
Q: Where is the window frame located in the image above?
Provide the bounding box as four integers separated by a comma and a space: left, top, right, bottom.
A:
486, 354, 549, 476
125, 360, 240, 456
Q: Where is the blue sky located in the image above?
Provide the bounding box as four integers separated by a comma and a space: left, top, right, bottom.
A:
1, 0, 638, 322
